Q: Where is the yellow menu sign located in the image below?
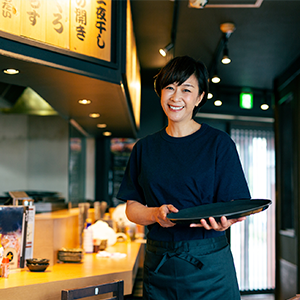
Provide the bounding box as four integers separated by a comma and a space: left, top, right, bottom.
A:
0, 0, 111, 62
70, 0, 111, 61
0, 0, 21, 36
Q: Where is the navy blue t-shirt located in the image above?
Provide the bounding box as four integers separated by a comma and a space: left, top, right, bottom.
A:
117, 123, 251, 241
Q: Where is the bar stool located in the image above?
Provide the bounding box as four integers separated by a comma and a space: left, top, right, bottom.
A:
61, 280, 124, 300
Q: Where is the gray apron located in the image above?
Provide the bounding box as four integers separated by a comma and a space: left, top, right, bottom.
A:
143, 235, 241, 300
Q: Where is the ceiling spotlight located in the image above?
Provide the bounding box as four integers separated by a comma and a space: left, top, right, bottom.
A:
214, 100, 222, 107
78, 99, 91, 105
3, 68, 19, 75
159, 42, 174, 57
261, 103, 269, 111
97, 123, 107, 128
221, 46, 231, 64
211, 74, 221, 84
103, 131, 112, 137
89, 113, 100, 118
207, 92, 213, 99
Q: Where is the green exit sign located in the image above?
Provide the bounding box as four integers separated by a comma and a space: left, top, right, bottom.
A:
240, 92, 253, 109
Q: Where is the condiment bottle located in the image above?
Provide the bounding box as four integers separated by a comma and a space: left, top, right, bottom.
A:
83, 219, 93, 253
1, 257, 9, 278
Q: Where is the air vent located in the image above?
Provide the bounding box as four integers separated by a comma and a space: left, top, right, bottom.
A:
189, 0, 263, 9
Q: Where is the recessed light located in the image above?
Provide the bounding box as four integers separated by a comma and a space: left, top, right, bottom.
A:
97, 123, 107, 128
3, 68, 19, 75
89, 113, 100, 118
207, 92, 213, 99
214, 100, 222, 107
78, 99, 91, 105
103, 131, 112, 137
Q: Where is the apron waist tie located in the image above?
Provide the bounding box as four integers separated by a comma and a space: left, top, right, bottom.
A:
154, 251, 203, 274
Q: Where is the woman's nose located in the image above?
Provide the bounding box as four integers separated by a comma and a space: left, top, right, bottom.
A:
171, 89, 181, 101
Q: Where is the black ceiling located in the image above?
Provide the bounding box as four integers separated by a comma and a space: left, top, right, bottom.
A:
1, 0, 300, 138
131, 0, 300, 91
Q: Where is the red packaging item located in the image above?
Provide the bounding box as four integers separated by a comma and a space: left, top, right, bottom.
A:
1, 257, 9, 278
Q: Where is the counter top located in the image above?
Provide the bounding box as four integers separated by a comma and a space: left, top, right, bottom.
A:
0, 241, 144, 300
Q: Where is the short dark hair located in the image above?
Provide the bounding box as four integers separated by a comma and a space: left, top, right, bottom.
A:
154, 56, 209, 118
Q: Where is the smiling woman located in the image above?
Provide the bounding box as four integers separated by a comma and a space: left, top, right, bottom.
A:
117, 56, 251, 300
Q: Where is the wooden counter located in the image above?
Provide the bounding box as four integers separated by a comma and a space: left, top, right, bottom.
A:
0, 241, 144, 300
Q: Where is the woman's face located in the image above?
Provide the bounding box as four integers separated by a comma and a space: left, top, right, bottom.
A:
161, 74, 204, 124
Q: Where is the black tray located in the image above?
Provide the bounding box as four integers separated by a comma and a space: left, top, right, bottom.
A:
167, 199, 271, 225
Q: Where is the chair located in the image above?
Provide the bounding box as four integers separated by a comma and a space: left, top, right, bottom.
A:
61, 280, 124, 300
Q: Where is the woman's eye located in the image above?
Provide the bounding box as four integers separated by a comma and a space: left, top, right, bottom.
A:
183, 89, 191, 93
165, 86, 173, 90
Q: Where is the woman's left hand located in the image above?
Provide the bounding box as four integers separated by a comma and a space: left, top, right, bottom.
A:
190, 216, 246, 231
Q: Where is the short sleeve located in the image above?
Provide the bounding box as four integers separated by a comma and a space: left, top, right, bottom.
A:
214, 137, 251, 202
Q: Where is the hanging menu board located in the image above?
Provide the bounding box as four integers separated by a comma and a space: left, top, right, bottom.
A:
0, 0, 112, 62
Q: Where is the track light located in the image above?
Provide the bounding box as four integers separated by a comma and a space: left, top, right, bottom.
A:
221, 46, 231, 64
211, 73, 221, 84
260, 92, 270, 111
159, 42, 174, 57
214, 99, 222, 106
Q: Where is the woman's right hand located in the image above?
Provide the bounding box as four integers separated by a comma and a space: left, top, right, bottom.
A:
126, 200, 178, 227
155, 204, 178, 228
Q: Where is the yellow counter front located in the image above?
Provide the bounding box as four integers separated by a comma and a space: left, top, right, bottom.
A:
0, 208, 144, 300
0, 241, 143, 300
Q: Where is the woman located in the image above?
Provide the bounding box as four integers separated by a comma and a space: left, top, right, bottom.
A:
117, 56, 250, 299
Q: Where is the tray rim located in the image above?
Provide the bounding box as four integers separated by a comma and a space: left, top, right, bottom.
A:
167, 199, 272, 223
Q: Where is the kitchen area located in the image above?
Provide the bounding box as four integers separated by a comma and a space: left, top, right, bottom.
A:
0, 0, 145, 299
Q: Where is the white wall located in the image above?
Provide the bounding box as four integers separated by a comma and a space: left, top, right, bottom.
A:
0, 114, 69, 200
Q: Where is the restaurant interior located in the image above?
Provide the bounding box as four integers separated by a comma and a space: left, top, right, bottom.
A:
0, 0, 300, 299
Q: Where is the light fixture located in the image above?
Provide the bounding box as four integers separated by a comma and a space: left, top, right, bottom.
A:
103, 131, 112, 137
78, 99, 91, 105
159, 42, 174, 57
3, 68, 19, 75
260, 91, 270, 111
260, 103, 269, 111
211, 73, 221, 84
97, 123, 107, 128
89, 113, 100, 118
207, 92, 213, 99
214, 100, 222, 106
221, 46, 231, 64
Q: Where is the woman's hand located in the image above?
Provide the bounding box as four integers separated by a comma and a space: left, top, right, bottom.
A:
155, 204, 179, 228
190, 216, 246, 231
126, 200, 178, 227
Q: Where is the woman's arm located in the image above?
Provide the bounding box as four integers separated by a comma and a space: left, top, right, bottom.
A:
125, 200, 179, 228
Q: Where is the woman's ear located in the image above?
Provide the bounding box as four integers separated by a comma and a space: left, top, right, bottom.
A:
196, 91, 205, 107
